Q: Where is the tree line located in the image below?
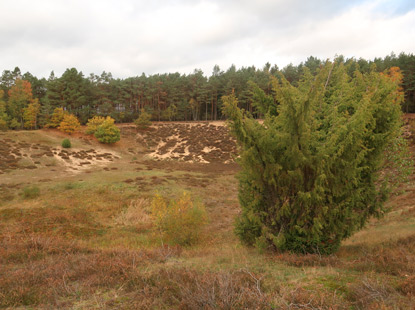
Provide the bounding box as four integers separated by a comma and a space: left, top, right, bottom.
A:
1, 52, 414, 130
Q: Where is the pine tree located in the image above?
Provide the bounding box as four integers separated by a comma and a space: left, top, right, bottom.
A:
223, 59, 403, 254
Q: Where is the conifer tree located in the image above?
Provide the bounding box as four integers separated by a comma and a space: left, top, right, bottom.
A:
223, 60, 403, 254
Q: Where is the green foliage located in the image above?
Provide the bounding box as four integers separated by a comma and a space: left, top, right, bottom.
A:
134, 109, 152, 129
384, 133, 414, 191
223, 59, 404, 255
61, 138, 71, 148
8, 118, 20, 130
0, 90, 7, 130
151, 192, 208, 246
58, 114, 81, 134
85, 115, 106, 134
94, 118, 120, 143
161, 104, 178, 121
22, 186, 40, 199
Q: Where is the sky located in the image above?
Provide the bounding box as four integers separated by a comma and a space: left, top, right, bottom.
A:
1, 0, 414, 79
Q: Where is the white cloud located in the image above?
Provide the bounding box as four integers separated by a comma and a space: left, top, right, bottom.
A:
0, 0, 414, 78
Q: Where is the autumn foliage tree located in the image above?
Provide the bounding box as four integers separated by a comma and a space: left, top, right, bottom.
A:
85, 115, 106, 134
23, 100, 41, 129
46, 107, 68, 128
223, 60, 403, 254
58, 114, 81, 134
7, 79, 36, 128
94, 117, 120, 143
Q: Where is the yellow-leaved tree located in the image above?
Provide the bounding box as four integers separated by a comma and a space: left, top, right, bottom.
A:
23, 100, 41, 129
59, 114, 81, 134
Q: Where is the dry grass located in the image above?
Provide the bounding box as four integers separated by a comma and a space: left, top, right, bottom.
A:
344, 235, 415, 276
113, 198, 152, 232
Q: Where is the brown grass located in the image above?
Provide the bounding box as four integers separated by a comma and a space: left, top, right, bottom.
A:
347, 235, 415, 276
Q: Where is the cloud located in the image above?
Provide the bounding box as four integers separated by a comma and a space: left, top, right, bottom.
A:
0, 0, 414, 78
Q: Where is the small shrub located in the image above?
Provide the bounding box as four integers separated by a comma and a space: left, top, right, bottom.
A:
94, 119, 120, 144
22, 186, 40, 199
151, 192, 208, 246
85, 116, 106, 135
134, 109, 152, 129
58, 114, 80, 134
61, 138, 71, 148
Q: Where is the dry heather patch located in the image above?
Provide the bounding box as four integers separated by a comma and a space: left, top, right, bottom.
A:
0, 245, 168, 308
347, 275, 414, 309
274, 252, 341, 268
138, 122, 238, 163
271, 285, 349, 310
347, 235, 415, 276
0, 205, 105, 239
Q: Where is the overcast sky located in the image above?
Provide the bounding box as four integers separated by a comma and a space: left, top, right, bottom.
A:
1, 0, 414, 79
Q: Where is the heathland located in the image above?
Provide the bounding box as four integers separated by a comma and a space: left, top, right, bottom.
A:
1, 117, 415, 309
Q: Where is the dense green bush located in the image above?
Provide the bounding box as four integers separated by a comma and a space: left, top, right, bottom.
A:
94, 118, 120, 143
61, 138, 71, 148
223, 60, 404, 254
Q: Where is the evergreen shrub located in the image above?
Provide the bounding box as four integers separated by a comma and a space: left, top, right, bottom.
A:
61, 138, 71, 148
223, 60, 405, 254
